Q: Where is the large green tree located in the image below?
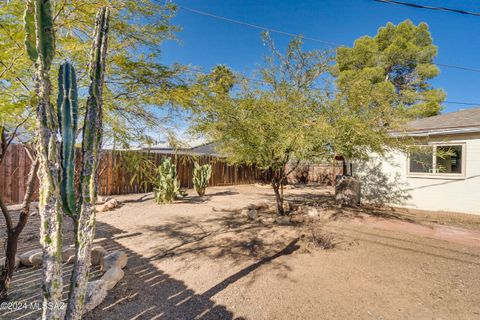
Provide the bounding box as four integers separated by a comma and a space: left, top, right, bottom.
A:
0, 0, 186, 147
190, 34, 331, 215
333, 20, 445, 118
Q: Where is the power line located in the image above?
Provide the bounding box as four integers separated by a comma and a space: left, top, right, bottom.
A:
178, 5, 340, 47
178, 5, 480, 74
374, 0, 480, 17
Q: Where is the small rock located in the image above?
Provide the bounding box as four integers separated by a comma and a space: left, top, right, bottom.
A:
306, 207, 320, 218
102, 251, 128, 271
242, 208, 258, 219
295, 205, 305, 214
91, 246, 107, 266
101, 267, 125, 290
259, 217, 275, 224
19, 249, 42, 267
276, 216, 291, 225
105, 201, 116, 210
290, 214, 305, 224
96, 204, 110, 213
84, 280, 108, 312
247, 201, 269, 210
268, 203, 278, 212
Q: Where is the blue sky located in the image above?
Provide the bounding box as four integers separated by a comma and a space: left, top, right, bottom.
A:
161, 0, 480, 114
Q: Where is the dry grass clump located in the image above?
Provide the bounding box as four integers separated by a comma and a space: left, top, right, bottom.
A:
299, 223, 336, 251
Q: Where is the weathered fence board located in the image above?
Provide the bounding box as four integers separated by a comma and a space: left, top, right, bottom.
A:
0, 145, 265, 204
1, 145, 342, 205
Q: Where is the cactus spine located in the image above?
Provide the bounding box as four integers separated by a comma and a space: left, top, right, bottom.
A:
193, 162, 212, 196
57, 62, 79, 216
24, 1, 64, 319
65, 7, 110, 319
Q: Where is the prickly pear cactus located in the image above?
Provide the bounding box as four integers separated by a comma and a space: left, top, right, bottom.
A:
154, 158, 186, 204
193, 162, 212, 196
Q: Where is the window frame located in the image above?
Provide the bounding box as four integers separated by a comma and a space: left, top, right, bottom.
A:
406, 142, 466, 179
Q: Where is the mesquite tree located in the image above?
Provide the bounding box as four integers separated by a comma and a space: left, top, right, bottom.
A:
190, 35, 331, 215
24, 1, 110, 318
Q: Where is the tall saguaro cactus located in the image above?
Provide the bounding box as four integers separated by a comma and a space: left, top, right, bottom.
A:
24, 1, 64, 319
65, 7, 110, 319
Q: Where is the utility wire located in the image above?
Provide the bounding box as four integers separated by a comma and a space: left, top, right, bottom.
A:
178, 5, 340, 47
374, 0, 480, 17
178, 4, 480, 74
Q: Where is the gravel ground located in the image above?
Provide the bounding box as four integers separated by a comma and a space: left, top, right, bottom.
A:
1, 184, 480, 320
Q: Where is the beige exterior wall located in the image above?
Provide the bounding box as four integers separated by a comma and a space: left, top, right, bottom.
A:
356, 133, 480, 215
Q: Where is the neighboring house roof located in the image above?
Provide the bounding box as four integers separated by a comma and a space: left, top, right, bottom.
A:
400, 107, 480, 137
142, 141, 220, 156
190, 142, 220, 156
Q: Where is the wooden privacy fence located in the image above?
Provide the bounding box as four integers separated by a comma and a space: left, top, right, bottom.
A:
0, 145, 265, 205
96, 150, 265, 196
1, 145, 343, 205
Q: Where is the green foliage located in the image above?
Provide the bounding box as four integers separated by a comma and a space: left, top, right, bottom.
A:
333, 20, 445, 118
57, 62, 78, 215
192, 162, 212, 196
153, 158, 185, 204
1, 1, 184, 147
189, 34, 332, 215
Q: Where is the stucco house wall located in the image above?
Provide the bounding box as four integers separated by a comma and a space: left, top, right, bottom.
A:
356, 133, 480, 215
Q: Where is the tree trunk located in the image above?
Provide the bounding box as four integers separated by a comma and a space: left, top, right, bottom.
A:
0, 159, 39, 301
0, 231, 20, 300
271, 179, 284, 215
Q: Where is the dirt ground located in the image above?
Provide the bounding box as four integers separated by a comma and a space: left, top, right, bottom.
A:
1, 184, 480, 320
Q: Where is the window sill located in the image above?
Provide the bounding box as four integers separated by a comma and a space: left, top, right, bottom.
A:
407, 173, 466, 180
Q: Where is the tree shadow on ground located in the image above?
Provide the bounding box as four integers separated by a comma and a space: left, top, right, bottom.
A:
0, 219, 246, 320
143, 212, 296, 266
85, 221, 245, 320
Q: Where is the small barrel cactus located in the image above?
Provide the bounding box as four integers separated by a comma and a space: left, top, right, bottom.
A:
154, 158, 186, 204
193, 162, 212, 197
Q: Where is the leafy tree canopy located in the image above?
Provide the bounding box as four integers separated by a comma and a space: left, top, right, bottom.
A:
0, 0, 186, 147
333, 19, 445, 118
189, 34, 332, 214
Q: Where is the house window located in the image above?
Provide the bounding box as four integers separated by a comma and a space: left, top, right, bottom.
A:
408, 144, 465, 177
